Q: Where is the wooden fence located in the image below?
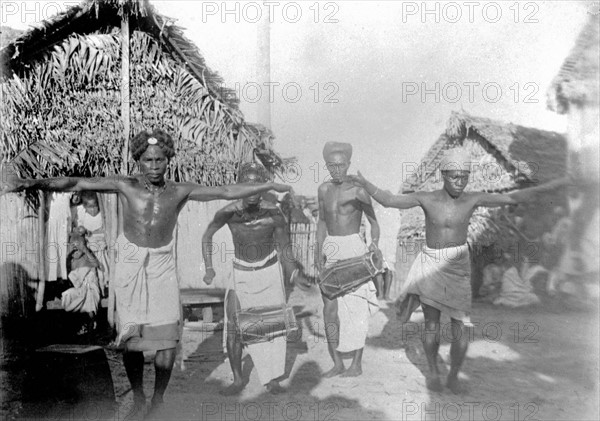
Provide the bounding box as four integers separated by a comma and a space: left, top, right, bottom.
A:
290, 222, 318, 279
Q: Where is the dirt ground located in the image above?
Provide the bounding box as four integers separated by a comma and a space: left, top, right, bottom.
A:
2, 282, 599, 421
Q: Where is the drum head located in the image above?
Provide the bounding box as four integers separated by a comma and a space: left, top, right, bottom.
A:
371, 249, 384, 271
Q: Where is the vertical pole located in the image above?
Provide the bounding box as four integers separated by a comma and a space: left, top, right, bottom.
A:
35, 192, 46, 312
111, 14, 130, 327
121, 14, 131, 175
257, 7, 271, 129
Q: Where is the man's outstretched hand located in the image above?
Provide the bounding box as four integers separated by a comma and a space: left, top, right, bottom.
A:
346, 171, 367, 187
271, 183, 293, 194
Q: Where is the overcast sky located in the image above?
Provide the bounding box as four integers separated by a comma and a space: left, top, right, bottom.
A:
2, 1, 591, 195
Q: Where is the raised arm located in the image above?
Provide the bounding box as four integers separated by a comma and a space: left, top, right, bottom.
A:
475, 176, 571, 208
348, 171, 422, 209
315, 184, 328, 272
201, 206, 233, 285
1, 166, 124, 195
185, 182, 291, 202
358, 188, 380, 248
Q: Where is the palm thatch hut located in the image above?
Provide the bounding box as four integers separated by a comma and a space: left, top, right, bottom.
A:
547, 12, 599, 179
396, 111, 568, 294
546, 12, 599, 289
0, 0, 286, 329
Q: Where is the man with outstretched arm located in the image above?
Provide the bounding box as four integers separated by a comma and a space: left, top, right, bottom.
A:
202, 163, 311, 396
1, 129, 291, 417
349, 147, 569, 393
316, 141, 380, 378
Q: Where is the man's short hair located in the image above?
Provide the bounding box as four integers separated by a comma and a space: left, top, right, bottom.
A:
323, 141, 352, 162
238, 162, 268, 183
131, 129, 175, 161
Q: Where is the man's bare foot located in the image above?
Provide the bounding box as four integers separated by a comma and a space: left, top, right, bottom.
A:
446, 376, 468, 394
425, 376, 443, 392
340, 366, 362, 377
123, 395, 146, 420
220, 381, 244, 396
265, 380, 285, 394
145, 397, 164, 420
323, 365, 345, 378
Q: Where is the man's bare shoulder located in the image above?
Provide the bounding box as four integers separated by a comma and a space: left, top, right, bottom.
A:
353, 184, 371, 201
104, 175, 141, 192
318, 181, 332, 194
456, 191, 482, 204
222, 200, 243, 213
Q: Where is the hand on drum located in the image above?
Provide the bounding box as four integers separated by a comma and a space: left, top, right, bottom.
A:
291, 269, 313, 291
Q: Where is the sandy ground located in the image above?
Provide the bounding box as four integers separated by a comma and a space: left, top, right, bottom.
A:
2, 283, 599, 421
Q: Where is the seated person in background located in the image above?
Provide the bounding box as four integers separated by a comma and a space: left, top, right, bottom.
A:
62, 227, 102, 334
73, 191, 109, 295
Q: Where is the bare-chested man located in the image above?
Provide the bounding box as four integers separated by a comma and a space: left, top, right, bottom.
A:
1, 129, 291, 417
350, 147, 570, 393
316, 142, 380, 378
202, 163, 311, 395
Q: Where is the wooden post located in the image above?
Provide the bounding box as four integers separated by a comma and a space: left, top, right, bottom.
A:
257, 7, 271, 128
110, 14, 131, 327
121, 14, 130, 175
35, 192, 46, 312
107, 195, 118, 327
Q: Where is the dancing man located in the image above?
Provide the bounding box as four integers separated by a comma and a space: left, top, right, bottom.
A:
1, 129, 291, 416
350, 147, 569, 393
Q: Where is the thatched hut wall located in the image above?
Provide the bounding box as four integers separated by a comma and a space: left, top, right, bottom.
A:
176, 200, 234, 290
397, 112, 568, 288
0, 195, 39, 319
0, 0, 287, 323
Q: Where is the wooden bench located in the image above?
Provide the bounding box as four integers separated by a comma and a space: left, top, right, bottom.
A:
46, 297, 109, 310
180, 288, 226, 324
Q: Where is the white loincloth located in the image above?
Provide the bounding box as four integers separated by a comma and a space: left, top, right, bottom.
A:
61, 266, 100, 313
114, 234, 181, 352
323, 234, 379, 353
224, 251, 286, 385
399, 243, 472, 324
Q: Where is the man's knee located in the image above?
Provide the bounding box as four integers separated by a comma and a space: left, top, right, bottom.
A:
155, 348, 176, 369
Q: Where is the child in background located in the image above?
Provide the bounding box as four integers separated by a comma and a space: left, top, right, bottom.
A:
74, 191, 109, 295
62, 227, 102, 334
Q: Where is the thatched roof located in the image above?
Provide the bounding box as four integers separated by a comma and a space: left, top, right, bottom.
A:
402, 112, 567, 193
547, 13, 600, 114
1, 0, 236, 106
399, 111, 568, 246
0, 0, 286, 186
0, 26, 24, 49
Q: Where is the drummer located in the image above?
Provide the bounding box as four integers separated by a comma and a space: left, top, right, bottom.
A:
316, 142, 380, 377
202, 163, 311, 395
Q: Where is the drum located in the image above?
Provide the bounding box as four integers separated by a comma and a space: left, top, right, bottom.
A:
234, 305, 298, 345
319, 249, 385, 299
